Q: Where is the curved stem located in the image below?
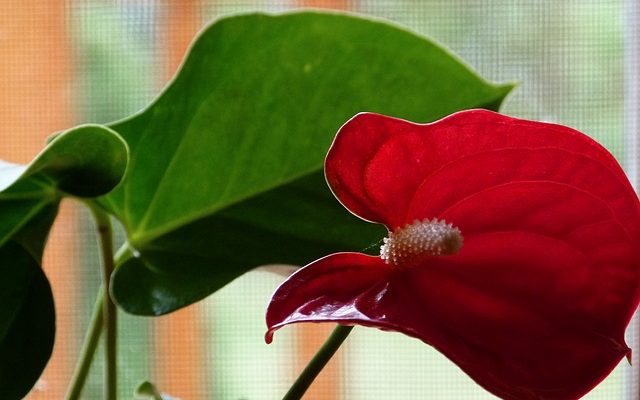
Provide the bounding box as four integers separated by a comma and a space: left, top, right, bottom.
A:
282, 325, 353, 400
64, 288, 104, 400
90, 206, 117, 400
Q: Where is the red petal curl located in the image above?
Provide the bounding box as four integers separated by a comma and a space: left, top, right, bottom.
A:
270, 110, 640, 400
267, 246, 632, 400
265, 253, 391, 344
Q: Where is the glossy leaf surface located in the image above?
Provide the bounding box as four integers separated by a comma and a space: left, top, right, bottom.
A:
0, 124, 128, 399
266, 110, 640, 400
101, 11, 512, 315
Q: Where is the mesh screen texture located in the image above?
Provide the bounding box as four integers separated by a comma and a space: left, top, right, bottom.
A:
0, 0, 636, 399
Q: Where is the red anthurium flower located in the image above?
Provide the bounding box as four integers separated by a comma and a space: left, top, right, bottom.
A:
266, 109, 640, 400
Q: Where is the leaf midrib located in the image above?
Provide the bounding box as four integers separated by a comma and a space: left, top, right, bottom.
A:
128, 91, 512, 248
130, 162, 325, 247
130, 31, 297, 235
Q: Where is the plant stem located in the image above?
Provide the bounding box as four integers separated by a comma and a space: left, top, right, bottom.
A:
64, 243, 131, 400
90, 206, 117, 400
282, 325, 353, 400
64, 288, 104, 400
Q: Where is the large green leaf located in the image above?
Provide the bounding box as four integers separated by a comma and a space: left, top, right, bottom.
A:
103, 11, 513, 315
0, 124, 128, 399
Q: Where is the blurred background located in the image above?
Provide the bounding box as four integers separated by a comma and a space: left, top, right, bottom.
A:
1, 0, 638, 399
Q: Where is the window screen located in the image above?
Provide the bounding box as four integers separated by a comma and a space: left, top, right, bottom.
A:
3, 1, 637, 399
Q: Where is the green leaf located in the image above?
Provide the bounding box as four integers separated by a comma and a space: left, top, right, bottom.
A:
135, 381, 162, 400
0, 241, 54, 400
135, 381, 176, 400
0, 124, 128, 398
23, 124, 128, 198
0, 124, 128, 251
103, 11, 513, 315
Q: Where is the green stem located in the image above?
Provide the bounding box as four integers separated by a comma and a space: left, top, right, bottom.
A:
90, 206, 117, 400
64, 243, 131, 400
282, 325, 354, 400
64, 288, 104, 400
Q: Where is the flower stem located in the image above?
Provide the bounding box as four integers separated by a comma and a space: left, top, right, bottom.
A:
90, 206, 117, 400
64, 288, 104, 400
283, 324, 353, 400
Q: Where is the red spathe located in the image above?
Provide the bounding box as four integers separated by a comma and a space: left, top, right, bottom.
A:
266, 110, 640, 400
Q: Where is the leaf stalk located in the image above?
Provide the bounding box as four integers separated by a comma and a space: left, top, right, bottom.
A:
64, 288, 104, 400
64, 240, 130, 399
90, 205, 117, 400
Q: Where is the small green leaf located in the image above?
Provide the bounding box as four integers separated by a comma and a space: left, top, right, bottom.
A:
135, 381, 162, 400
103, 11, 513, 315
21, 125, 128, 198
0, 124, 128, 250
0, 124, 128, 398
135, 381, 176, 400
